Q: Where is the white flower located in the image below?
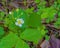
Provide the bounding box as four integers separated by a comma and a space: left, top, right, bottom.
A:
9, 12, 12, 14
15, 18, 24, 27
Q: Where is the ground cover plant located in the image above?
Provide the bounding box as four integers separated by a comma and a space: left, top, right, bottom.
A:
0, 0, 60, 48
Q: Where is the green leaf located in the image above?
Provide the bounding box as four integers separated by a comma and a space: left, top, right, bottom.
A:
25, 8, 34, 13
9, 22, 17, 30
0, 12, 5, 20
15, 39, 30, 48
58, 12, 60, 17
20, 28, 46, 44
41, 12, 48, 19
35, 0, 40, 3
54, 18, 60, 28
7, 8, 29, 29
0, 27, 4, 37
0, 32, 18, 48
57, 0, 60, 4
45, 35, 50, 40
14, 9, 29, 29
28, 13, 40, 28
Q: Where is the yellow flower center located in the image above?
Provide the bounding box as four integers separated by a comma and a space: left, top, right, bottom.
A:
18, 20, 22, 24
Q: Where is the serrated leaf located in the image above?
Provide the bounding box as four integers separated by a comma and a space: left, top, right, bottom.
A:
8, 9, 29, 29
0, 32, 18, 48
20, 28, 46, 44
15, 39, 30, 48
28, 13, 40, 28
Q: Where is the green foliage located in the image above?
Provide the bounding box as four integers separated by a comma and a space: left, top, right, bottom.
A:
0, 7, 50, 48
2, 6, 49, 47
0, 12, 5, 21
15, 39, 30, 48
0, 32, 18, 48
1, 0, 60, 48
0, 27, 4, 38
58, 12, 60, 17
54, 18, 60, 28
45, 35, 50, 40
40, 7, 57, 23
4, 8, 29, 30
54, 9, 60, 28
57, 0, 60, 4
20, 26, 47, 44
35, 0, 40, 3
25, 8, 34, 13
28, 13, 40, 28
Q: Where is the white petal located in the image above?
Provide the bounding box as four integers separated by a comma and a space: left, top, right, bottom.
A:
20, 19, 24, 24
22, 21, 24, 24
9, 12, 12, 14
15, 22, 18, 25
17, 19, 20, 21
19, 18, 23, 21
18, 19, 24, 23
19, 24, 22, 27
16, 18, 24, 24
